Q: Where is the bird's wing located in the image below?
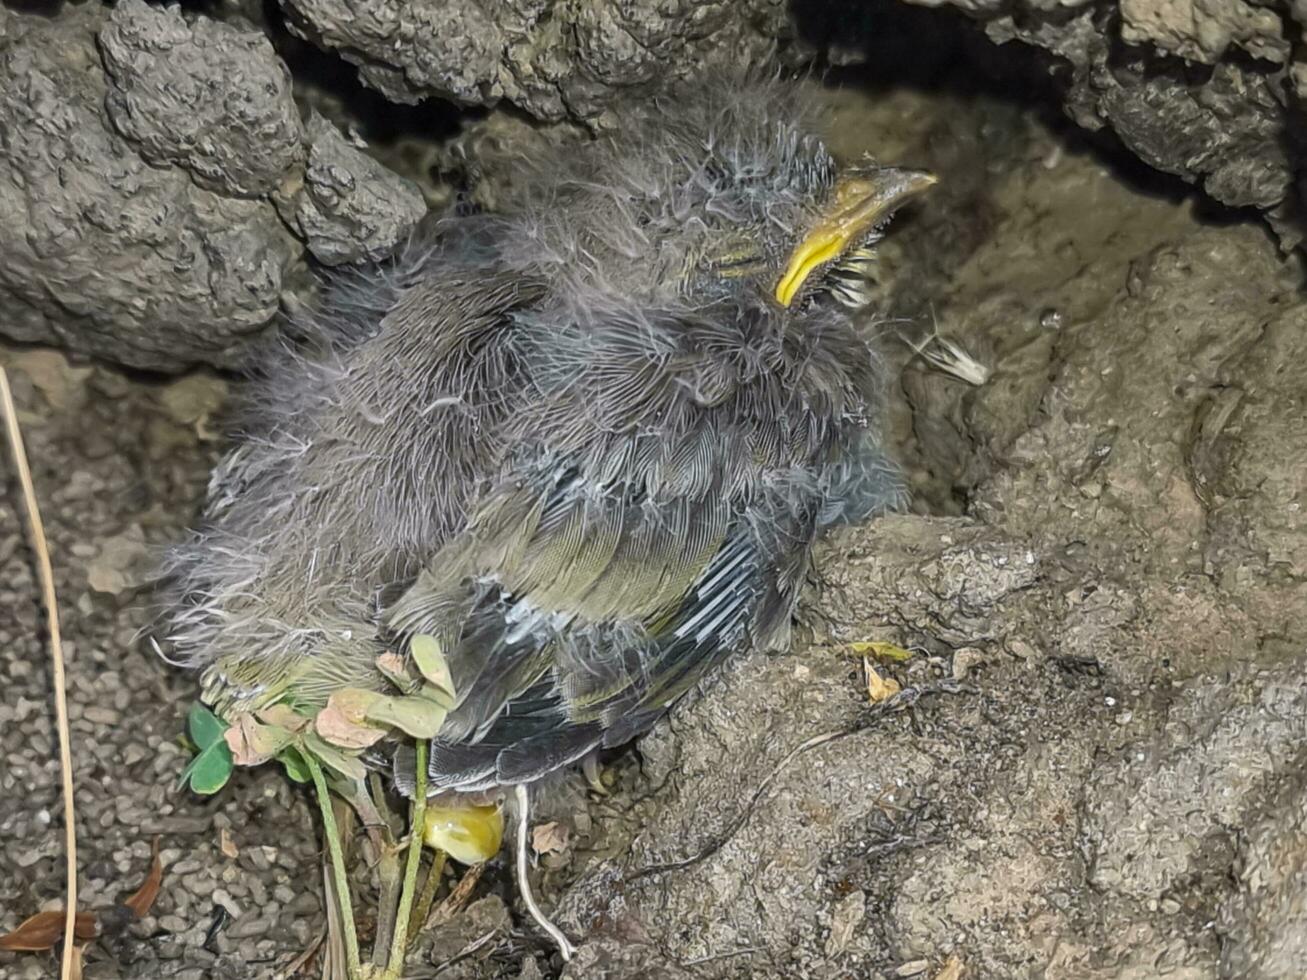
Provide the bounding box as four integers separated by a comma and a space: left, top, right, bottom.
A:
383, 311, 829, 792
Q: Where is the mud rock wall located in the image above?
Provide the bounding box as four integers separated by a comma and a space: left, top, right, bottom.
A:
278, 0, 788, 122
2, 0, 1304, 368
906, 0, 1302, 241
0, 1, 423, 372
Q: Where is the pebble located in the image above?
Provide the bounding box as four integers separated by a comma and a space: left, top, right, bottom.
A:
182, 872, 215, 896
84, 706, 122, 725
246, 876, 268, 906
287, 891, 319, 914
227, 914, 276, 939
147, 815, 211, 834
212, 888, 243, 917
246, 845, 275, 871
15, 847, 48, 868
159, 914, 190, 933
951, 646, 986, 680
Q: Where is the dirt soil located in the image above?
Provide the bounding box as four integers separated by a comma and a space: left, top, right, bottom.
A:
1, 78, 1304, 980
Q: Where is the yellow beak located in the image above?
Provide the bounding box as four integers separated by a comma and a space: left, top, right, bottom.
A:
774, 168, 938, 308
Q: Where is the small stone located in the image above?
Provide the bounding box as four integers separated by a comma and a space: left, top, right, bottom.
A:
287, 892, 320, 914
1006, 638, 1038, 660
226, 914, 275, 939
212, 888, 243, 918
951, 647, 986, 680
15, 848, 48, 868
84, 706, 122, 726
159, 914, 189, 933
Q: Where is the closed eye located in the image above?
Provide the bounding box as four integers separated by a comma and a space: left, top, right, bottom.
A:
702, 234, 768, 280
714, 255, 768, 278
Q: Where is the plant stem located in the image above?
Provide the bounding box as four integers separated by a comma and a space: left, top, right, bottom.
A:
367, 774, 402, 968
406, 848, 446, 946
385, 740, 428, 975
307, 755, 362, 980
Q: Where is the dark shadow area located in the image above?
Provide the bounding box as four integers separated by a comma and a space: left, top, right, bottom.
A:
256, 0, 470, 148
787, 0, 1272, 223
1, 0, 67, 15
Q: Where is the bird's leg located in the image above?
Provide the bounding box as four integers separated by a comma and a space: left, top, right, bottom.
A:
306, 754, 364, 980
365, 774, 403, 970
382, 738, 428, 979
405, 848, 447, 946
514, 783, 576, 961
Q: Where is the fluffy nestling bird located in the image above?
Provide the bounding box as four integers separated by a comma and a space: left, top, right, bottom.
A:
162, 75, 933, 957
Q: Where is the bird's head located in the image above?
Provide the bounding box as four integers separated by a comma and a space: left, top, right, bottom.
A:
494, 77, 935, 331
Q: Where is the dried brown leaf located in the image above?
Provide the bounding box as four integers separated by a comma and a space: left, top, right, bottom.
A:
219, 827, 239, 860
224, 713, 294, 766
531, 821, 570, 856
315, 691, 388, 749
255, 703, 310, 732
0, 909, 97, 951
864, 660, 902, 703
122, 837, 163, 920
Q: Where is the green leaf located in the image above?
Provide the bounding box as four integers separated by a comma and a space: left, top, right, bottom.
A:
365, 693, 447, 739
186, 702, 228, 750
302, 733, 367, 781
410, 634, 455, 699
278, 745, 312, 784
415, 682, 456, 712
180, 740, 233, 795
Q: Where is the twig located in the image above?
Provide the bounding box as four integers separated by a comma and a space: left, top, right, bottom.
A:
386, 739, 428, 975
366, 773, 401, 969
268, 926, 326, 979
430, 928, 499, 973
319, 864, 347, 980
307, 756, 362, 979
0, 366, 79, 980
425, 860, 483, 929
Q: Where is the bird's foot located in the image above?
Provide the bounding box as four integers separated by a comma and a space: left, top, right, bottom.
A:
582, 751, 609, 796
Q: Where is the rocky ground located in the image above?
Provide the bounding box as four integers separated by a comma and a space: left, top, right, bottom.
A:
1, 20, 1306, 980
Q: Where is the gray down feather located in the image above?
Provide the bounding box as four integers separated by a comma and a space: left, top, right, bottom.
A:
161, 75, 909, 794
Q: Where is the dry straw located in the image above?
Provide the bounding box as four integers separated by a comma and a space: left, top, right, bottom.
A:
0, 365, 80, 980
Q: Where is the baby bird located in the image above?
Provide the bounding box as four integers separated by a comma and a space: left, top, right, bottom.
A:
163, 76, 932, 958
